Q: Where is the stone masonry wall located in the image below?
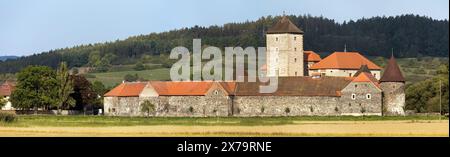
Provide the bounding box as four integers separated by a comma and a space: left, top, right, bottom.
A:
380, 82, 405, 116
104, 82, 383, 117
339, 82, 383, 116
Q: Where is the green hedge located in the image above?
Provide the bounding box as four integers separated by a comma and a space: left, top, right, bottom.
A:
0, 112, 17, 123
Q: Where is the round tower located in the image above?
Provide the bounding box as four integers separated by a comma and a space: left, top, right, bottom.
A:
266, 16, 304, 77
379, 54, 406, 116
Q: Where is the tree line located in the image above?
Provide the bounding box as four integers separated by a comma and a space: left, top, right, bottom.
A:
0, 14, 448, 74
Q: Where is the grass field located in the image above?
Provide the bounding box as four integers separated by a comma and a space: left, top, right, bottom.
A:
0, 115, 448, 137
87, 68, 171, 87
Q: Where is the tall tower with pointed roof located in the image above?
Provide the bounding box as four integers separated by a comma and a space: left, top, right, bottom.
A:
266, 16, 304, 77
380, 54, 406, 116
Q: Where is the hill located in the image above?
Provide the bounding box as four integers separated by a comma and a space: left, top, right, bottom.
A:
0, 56, 18, 61
0, 14, 448, 74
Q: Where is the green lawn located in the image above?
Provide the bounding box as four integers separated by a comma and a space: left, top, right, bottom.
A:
1, 115, 447, 127
87, 68, 171, 87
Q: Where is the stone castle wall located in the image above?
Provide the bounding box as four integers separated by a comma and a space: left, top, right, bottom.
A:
104, 84, 383, 117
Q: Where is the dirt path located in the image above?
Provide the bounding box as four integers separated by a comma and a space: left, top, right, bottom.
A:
0, 120, 448, 137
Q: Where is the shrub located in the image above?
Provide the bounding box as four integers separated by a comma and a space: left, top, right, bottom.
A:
0, 112, 16, 123
284, 107, 290, 114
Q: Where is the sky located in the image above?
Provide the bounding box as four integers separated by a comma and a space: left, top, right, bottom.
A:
0, 0, 449, 56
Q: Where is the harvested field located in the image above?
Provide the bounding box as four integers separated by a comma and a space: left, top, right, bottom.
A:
1, 120, 447, 137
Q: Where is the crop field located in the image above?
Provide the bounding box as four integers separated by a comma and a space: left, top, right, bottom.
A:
0, 115, 448, 137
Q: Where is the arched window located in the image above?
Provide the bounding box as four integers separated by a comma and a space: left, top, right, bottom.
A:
351, 94, 356, 100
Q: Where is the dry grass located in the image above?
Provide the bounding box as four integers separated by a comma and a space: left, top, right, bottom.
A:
1, 120, 447, 137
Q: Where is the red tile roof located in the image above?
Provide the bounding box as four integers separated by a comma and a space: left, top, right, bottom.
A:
310, 52, 381, 70
304, 51, 321, 62
104, 82, 147, 97
0, 81, 15, 96
150, 81, 213, 96
353, 72, 381, 88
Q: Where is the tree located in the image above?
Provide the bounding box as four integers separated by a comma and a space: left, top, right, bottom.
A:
10, 66, 58, 112
134, 61, 145, 71
406, 75, 449, 113
0, 94, 6, 108
140, 100, 155, 117
124, 73, 139, 82
55, 62, 76, 114
70, 75, 98, 114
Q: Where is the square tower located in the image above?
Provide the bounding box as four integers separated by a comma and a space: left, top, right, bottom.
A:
266, 16, 304, 77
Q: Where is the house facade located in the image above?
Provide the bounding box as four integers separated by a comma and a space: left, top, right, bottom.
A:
0, 81, 15, 110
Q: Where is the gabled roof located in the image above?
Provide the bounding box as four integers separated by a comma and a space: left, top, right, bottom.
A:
304, 51, 322, 62
104, 82, 147, 97
0, 81, 15, 96
309, 52, 382, 70
380, 55, 405, 82
267, 16, 304, 34
353, 65, 371, 77
353, 72, 380, 88
234, 76, 353, 97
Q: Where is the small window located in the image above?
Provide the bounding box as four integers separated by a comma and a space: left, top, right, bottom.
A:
112, 108, 116, 112
294, 58, 297, 62
354, 84, 358, 88
351, 94, 356, 100
294, 37, 297, 40
276, 37, 278, 41
276, 48, 278, 51
214, 90, 219, 95
349, 73, 352, 77
373, 73, 376, 78
295, 72, 298, 76
295, 48, 297, 51
330, 70, 333, 73
392, 85, 395, 88
366, 94, 371, 99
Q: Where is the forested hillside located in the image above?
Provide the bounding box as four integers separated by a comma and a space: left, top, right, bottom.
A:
0, 14, 448, 74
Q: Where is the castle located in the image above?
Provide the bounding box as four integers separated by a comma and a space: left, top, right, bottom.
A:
103, 16, 406, 117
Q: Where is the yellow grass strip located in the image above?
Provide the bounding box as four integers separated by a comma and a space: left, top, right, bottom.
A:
0, 120, 448, 137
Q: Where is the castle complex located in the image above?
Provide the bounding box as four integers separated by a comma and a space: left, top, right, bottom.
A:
103, 16, 406, 117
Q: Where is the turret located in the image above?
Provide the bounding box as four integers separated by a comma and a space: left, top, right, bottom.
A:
379, 54, 405, 116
